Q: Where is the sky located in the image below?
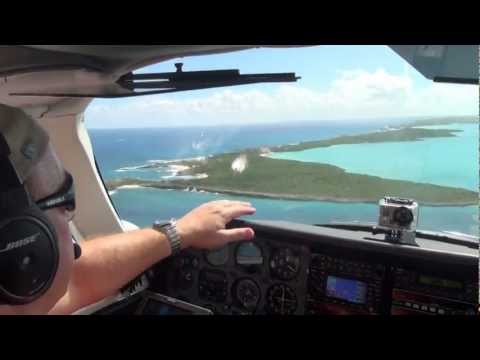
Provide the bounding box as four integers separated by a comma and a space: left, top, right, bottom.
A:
85, 46, 478, 129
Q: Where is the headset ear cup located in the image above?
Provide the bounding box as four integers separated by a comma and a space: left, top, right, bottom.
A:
0, 204, 59, 305
23, 205, 59, 246
23, 204, 59, 260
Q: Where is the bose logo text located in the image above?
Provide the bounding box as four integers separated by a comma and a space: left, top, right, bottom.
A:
0, 233, 40, 253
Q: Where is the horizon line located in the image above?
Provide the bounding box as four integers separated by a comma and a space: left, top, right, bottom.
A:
86, 114, 477, 130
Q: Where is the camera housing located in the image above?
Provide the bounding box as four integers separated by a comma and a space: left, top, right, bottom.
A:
378, 197, 418, 232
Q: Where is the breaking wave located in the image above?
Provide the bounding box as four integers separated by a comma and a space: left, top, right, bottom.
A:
114, 156, 209, 181
162, 173, 209, 181
115, 156, 208, 173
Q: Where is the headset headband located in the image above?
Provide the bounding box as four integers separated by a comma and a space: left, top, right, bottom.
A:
0, 137, 32, 217
0, 104, 50, 184
0, 134, 23, 189
0, 104, 47, 217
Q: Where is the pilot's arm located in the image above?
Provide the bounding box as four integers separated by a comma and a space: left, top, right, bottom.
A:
49, 201, 255, 315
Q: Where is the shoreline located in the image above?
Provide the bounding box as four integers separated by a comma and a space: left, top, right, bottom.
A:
105, 119, 478, 208
106, 180, 478, 207
268, 127, 465, 153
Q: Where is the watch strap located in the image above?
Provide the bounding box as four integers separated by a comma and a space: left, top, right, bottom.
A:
153, 219, 182, 255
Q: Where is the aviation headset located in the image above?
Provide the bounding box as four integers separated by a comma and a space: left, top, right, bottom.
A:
0, 104, 80, 306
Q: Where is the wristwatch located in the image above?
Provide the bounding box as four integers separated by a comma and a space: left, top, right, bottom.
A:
153, 219, 182, 256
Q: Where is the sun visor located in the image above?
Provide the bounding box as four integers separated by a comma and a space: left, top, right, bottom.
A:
0, 103, 49, 183
389, 45, 479, 85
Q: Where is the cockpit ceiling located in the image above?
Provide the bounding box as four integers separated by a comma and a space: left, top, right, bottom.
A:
0, 45, 269, 77
13, 45, 479, 81
389, 45, 479, 84
0, 45, 289, 114
0, 45, 477, 117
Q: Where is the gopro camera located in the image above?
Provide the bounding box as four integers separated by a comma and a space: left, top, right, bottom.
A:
378, 197, 418, 232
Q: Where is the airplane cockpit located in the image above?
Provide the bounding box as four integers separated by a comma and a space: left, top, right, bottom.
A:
0, 45, 478, 315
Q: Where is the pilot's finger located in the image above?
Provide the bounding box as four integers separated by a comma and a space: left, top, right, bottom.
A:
218, 228, 255, 243
221, 205, 256, 220
228, 200, 252, 206
217, 200, 252, 207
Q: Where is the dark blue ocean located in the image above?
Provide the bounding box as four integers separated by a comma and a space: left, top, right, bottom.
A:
90, 121, 397, 180
87, 120, 479, 236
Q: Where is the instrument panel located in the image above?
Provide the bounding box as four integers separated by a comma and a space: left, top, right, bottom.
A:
157, 238, 310, 315
150, 220, 478, 315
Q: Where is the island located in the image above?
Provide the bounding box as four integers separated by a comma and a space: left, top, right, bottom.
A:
404, 115, 477, 127
105, 117, 478, 206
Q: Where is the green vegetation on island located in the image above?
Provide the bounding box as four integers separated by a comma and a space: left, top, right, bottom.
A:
106, 118, 478, 206
405, 115, 477, 127
269, 127, 463, 152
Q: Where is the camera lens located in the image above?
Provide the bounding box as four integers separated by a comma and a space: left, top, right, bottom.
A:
393, 207, 414, 227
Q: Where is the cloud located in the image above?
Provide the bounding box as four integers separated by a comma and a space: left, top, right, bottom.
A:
85, 68, 478, 128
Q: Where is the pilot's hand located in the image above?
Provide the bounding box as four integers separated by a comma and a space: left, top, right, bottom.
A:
176, 200, 256, 250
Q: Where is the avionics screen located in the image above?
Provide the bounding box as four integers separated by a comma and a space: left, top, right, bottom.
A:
326, 276, 368, 304
142, 299, 192, 315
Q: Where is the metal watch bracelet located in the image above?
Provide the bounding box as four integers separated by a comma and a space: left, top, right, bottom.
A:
153, 219, 182, 256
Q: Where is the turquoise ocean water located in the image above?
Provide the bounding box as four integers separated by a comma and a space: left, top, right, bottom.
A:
111, 187, 478, 236
269, 124, 478, 191
89, 121, 479, 236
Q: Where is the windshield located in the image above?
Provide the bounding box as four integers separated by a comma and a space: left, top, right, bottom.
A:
86, 45, 479, 237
